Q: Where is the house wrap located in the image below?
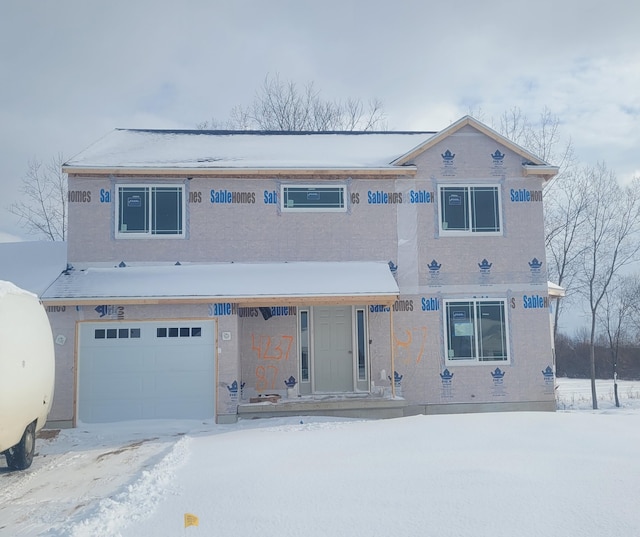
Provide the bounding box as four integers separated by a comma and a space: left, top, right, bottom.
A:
42, 116, 561, 426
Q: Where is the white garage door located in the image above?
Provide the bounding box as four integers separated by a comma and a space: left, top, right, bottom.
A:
78, 320, 216, 423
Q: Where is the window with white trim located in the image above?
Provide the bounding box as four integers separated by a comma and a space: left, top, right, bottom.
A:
439, 185, 501, 234
444, 299, 509, 363
281, 185, 346, 212
116, 185, 185, 237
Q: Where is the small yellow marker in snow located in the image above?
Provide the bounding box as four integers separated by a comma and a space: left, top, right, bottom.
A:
184, 513, 199, 528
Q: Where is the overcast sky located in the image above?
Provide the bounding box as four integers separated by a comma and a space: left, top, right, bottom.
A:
1, 0, 639, 241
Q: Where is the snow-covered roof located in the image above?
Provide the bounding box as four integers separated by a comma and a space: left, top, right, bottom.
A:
63, 129, 435, 172
547, 281, 566, 297
394, 116, 554, 167
0, 241, 67, 296
41, 261, 400, 306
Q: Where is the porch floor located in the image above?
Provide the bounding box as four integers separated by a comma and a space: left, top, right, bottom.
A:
237, 393, 407, 420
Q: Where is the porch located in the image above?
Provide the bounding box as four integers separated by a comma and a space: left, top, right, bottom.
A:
237, 393, 407, 420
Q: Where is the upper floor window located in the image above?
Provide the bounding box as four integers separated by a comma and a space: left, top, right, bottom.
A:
444, 299, 509, 364
439, 185, 501, 234
116, 185, 185, 238
281, 185, 346, 212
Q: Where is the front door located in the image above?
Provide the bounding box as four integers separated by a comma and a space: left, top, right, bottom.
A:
313, 306, 354, 392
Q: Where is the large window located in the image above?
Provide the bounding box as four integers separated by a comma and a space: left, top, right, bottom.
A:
116, 185, 185, 237
281, 185, 346, 212
439, 185, 501, 234
444, 299, 509, 363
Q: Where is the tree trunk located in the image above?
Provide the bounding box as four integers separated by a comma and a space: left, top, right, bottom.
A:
590, 316, 598, 410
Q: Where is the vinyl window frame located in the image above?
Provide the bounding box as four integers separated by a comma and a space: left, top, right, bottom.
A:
438, 184, 502, 235
298, 308, 311, 384
280, 184, 346, 212
443, 298, 510, 365
115, 184, 186, 238
354, 307, 369, 384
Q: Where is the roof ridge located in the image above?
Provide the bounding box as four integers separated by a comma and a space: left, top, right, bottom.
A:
116, 128, 436, 136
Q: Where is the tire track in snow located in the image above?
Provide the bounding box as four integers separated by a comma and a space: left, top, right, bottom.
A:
45, 435, 191, 537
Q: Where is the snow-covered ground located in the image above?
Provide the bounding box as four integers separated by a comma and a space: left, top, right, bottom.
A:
555, 377, 640, 410
2, 378, 640, 537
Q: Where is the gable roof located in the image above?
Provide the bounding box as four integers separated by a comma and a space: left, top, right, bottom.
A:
62, 116, 559, 179
392, 116, 559, 180
63, 129, 434, 176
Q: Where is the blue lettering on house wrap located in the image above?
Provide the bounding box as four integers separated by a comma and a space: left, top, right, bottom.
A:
367, 191, 402, 204
211, 189, 233, 203
510, 188, 543, 202
409, 190, 434, 203
269, 307, 291, 316
210, 190, 255, 203
264, 190, 278, 204
209, 303, 233, 316
522, 295, 549, 309
421, 297, 440, 311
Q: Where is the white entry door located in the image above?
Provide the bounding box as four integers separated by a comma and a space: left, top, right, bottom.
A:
78, 320, 216, 423
313, 306, 354, 392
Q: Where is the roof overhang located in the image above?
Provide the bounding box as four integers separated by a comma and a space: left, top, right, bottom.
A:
62, 166, 417, 177
547, 281, 566, 298
392, 116, 557, 176
523, 164, 560, 182
41, 261, 400, 307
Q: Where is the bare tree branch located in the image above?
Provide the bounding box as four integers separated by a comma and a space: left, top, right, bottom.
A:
493, 107, 580, 341
577, 167, 640, 408
200, 73, 386, 131
8, 153, 67, 241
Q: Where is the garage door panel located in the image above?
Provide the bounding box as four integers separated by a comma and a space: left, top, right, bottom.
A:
84, 373, 145, 399
153, 352, 214, 371
86, 400, 145, 423
151, 338, 204, 347
79, 320, 216, 423
155, 372, 213, 394
154, 397, 214, 419
91, 354, 147, 374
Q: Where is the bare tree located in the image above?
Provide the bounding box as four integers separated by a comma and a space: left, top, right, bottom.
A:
629, 279, 640, 344
497, 107, 573, 169
598, 274, 640, 406
9, 153, 67, 241
199, 74, 386, 131
491, 107, 582, 338
544, 169, 590, 340
578, 165, 640, 409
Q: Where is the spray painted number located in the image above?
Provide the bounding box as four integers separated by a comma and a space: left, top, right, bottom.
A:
255, 365, 279, 391
394, 327, 428, 364
251, 334, 293, 361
